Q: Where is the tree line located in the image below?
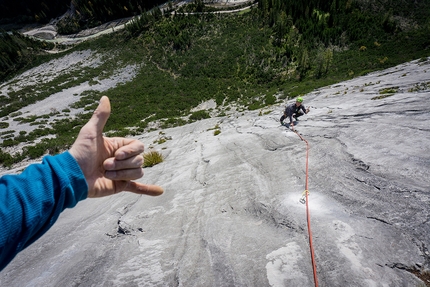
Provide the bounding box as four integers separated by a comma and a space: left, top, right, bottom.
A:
0, 0, 167, 32
0, 31, 54, 81
57, 0, 167, 34
0, 0, 69, 27
254, 0, 430, 79
258, 0, 429, 46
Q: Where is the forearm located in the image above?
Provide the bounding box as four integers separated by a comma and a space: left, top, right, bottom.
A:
0, 151, 88, 270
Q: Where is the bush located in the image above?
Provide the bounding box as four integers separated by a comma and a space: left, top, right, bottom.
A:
0, 122, 9, 128
161, 117, 187, 128
248, 101, 264, 110
0, 149, 22, 167
189, 110, 210, 121
143, 150, 164, 167
264, 94, 276, 105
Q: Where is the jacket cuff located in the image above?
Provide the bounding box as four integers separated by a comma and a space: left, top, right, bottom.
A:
44, 151, 88, 208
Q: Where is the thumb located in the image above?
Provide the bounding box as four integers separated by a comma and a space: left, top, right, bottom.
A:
87, 96, 111, 134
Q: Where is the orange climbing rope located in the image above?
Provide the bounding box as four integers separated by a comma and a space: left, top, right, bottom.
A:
291, 126, 319, 287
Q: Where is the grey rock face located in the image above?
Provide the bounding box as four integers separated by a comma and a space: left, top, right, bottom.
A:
1, 58, 429, 286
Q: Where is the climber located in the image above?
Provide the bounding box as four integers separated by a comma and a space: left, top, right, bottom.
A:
280, 96, 310, 127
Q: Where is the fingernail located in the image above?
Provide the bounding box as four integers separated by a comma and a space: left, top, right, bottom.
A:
104, 159, 115, 170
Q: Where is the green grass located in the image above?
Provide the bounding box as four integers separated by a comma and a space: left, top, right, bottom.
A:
379, 87, 399, 94
143, 150, 164, 167
371, 86, 399, 100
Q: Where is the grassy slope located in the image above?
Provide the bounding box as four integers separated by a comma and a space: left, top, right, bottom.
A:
94, 10, 430, 131
0, 6, 429, 166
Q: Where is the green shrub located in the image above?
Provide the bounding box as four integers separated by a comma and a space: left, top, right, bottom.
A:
264, 94, 276, 105
88, 79, 100, 86
161, 117, 187, 128
0, 130, 14, 135
9, 112, 22, 118
0, 122, 9, 129
25, 145, 47, 159
143, 150, 164, 167
2, 138, 18, 147
189, 110, 210, 121
0, 149, 21, 168
15, 116, 37, 123
248, 101, 263, 110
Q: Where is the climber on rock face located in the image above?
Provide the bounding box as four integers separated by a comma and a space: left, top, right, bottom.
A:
280, 96, 310, 128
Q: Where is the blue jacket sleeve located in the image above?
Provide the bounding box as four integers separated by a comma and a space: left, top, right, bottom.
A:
0, 151, 88, 271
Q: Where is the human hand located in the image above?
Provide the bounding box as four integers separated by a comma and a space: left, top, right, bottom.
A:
306, 108, 310, 113
69, 96, 164, 198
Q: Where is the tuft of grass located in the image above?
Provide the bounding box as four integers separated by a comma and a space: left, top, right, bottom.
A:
155, 138, 166, 144
207, 124, 220, 132
409, 82, 430, 92
372, 87, 399, 100
143, 150, 164, 167
379, 87, 399, 94
214, 129, 221, 136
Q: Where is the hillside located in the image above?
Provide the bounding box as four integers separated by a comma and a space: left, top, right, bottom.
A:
0, 2, 430, 285
0, 57, 429, 286
1, 1, 430, 168
0, 0, 166, 30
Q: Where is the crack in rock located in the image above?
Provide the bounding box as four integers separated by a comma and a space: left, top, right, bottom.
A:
366, 216, 392, 225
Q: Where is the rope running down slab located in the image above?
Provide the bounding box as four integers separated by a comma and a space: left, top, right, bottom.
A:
291, 125, 319, 287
